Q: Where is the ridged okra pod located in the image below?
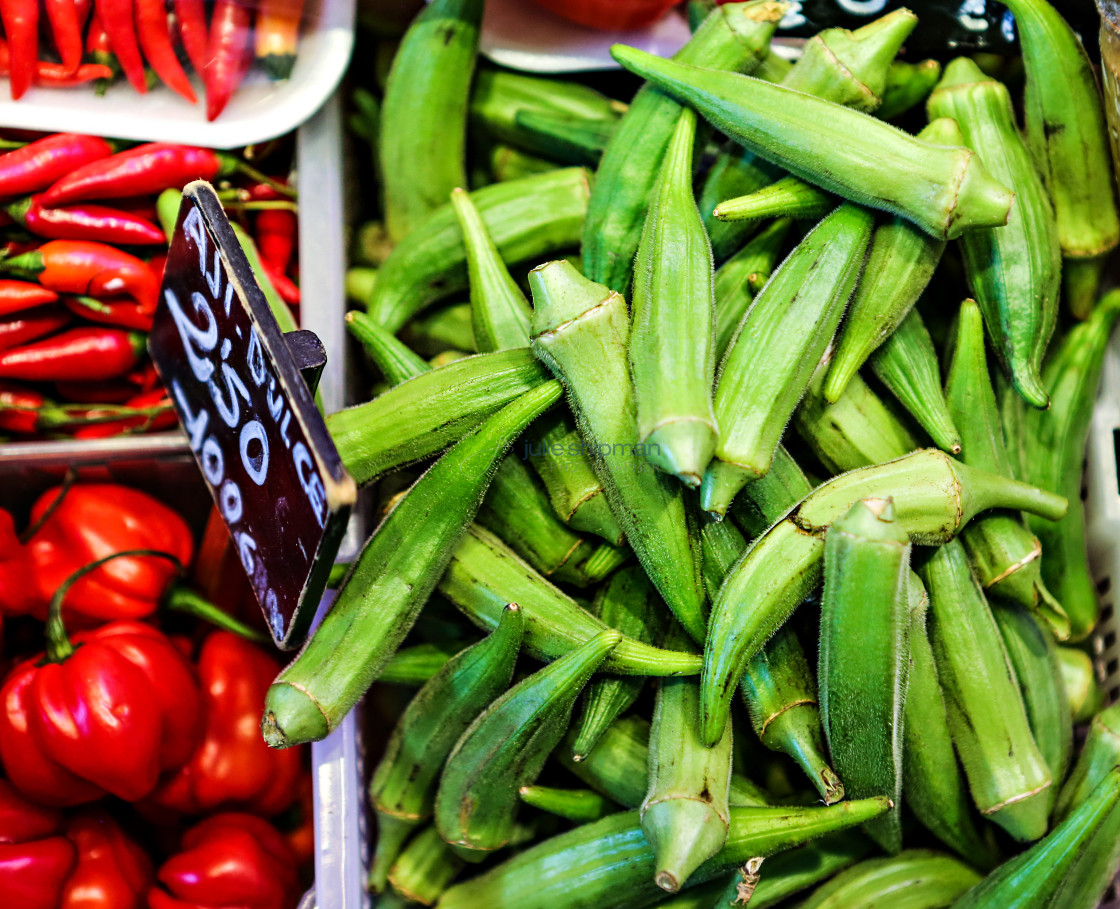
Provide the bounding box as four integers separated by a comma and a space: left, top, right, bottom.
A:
993, 602, 1072, 816
713, 178, 833, 223
728, 444, 812, 539
1019, 290, 1120, 640
1057, 648, 1104, 724
512, 110, 617, 167
379, 641, 462, 687
439, 525, 702, 676
823, 118, 958, 404
953, 768, 1120, 909
877, 59, 942, 120
368, 606, 523, 889
629, 107, 718, 485
796, 851, 981, 909
698, 146, 783, 264
642, 627, 734, 893
820, 498, 910, 853
379, 0, 482, 241
518, 786, 614, 823
927, 57, 1061, 408
1055, 703, 1120, 822
581, 1, 781, 294
327, 348, 551, 486
437, 798, 892, 909
530, 261, 706, 641
368, 168, 590, 332
403, 302, 476, 356
713, 219, 790, 360
919, 540, 1052, 842
262, 383, 562, 747
489, 146, 555, 182
571, 566, 665, 759
702, 204, 873, 518
346, 311, 430, 385
388, 825, 466, 905
610, 46, 1014, 241
903, 576, 1000, 867
700, 449, 1068, 746
434, 631, 620, 857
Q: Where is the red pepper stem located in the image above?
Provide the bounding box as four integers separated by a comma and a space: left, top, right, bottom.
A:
3, 196, 30, 224
0, 250, 44, 275
217, 154, 297, 199
19, 466, 76, 543
165, 586, 269, 643
0, 139, 26, 150
43, 548, 185, 663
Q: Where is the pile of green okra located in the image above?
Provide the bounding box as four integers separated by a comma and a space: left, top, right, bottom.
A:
268, 0, 1120, 905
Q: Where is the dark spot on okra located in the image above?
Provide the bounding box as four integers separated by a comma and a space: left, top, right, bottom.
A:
1043, 120, 1065, 140
407, 763, 422, 783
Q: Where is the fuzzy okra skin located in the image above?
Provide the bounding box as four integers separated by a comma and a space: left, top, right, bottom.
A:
928, 58, 1062, 408
820, 498, 910, 854
713, 178, 833, 222
437, 798, 893, 909
368, 168, 590, 332
388, 825, 466, 905
581, 1, 781, 294
919, 540, 1053, 843
702, 204, 874, 518
700, 449, 1068, 747
434, 631, 620, 856
610, 46, 1014, 241
512, 109, 617, 167
261, 383, 562, 748
530, 261, 707, 641
379, 0, 482, 241
713, 218, 790, 360
795, 850, 981, 909
729, 444, 812, 539
630, 107, 718, 486
518, 786, 615, 823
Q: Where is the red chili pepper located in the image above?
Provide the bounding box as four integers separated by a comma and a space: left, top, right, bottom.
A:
44, 0, 84, 73
23, 482, 194, 622
147, 813, 301, 909
255, 207, 297, 273
0, 308, 72, 353
65, 295, 154, 331
70, 390, 176, 438
0, 279, 58, 318
59, 811, 153, 909
93, 0, 147, 93
264, 261, 300, 306
0, 0, 39, 99
136, 0, 198, 103
0, 779, 75, 909
0, 327, 145, 382
152, 631, 305, 817
0, 381, 45, 434
0, 37, 113, 89
0, 134, 112, 198
5, 240, 160, 311
0, 508, 36, 614
8, 195, 166, 245
174, 0, 210, 76
204, 0, 252, 122
0, 617, 202, 805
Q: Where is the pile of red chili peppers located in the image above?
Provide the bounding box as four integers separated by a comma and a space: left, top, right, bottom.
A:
0, 130, 299, 440
0, 478, 311, 909
0, 0, 306, 120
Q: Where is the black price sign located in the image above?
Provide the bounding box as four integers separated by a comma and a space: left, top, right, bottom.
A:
149, 181, 356, 650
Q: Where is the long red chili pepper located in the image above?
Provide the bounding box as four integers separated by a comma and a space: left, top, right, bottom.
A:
254, 208, 297, 274
0, 134, 113, 198
43, 0, 83, 74
0, 280, 58, 318
0, 382, 45, 434
64, 295, 154, 331
0, 327, 145, 381
263, 261, 300, 306
4, 241, 160, 312
175, 0, 210, 76
93, 0, 147, 94
205, 0, 252, 122
0, 0, 39, 99
0, 309, 72, 352
0, 47, 115, 89
71, 390, 176, 438
136, 0, 197, 103
7, 196, 166, 245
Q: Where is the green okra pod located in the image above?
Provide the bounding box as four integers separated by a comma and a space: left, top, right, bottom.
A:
518, 786, 615, 823
702, 204, 873, 518
530, 260, 706, 641
582, 1, 781, 294
326, 348, 551, 486
700, 449, 1067, 746
379, 0, 483, 241
877, 59, 942, 120
713, 218, 791, 360
346, 311, 429, 386
1057, 647, 1105, 725
609, 46, 1014, 241
927, 57, 1061, 408
728, 444, 812, 540
434, 631, 621, 856
571, 566, 665, 759
512, 109, 617, 167
713, 177, 833, 223
262, 383, 562, 747
403, 302, 477, 356
368, 168, 590, 332
489, 146, 556, 182
1019, 290, 1120, 640
1055, 703, 1120, 822
388, 825, 466, 906
630, 107, 718, 485
698, 146, 783, 264
903, 575, 1000, 868
953, 768, 1120, 909
820, 498, 910, 853
379, 641, 463, 687
919, 540, 1052, 843
823, 118, 956, 405
795, 850, 981, 909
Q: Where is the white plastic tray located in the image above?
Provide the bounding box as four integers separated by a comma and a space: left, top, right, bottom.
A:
0, 0, 354, 148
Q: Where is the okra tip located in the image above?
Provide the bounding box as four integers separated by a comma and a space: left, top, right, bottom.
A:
261, 680, 331, 748
644, 420, 718, 489
700, 459, 759, 519
643, 798, 729, 893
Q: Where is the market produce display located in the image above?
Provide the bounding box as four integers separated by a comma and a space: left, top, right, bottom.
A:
0, 131, 299, 440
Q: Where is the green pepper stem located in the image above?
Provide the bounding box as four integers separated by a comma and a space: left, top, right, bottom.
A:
19, 468, 77, 544
165, 586, 269, 643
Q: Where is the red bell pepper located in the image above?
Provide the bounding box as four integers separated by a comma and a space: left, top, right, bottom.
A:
93, 0, 147, 93
147, 813, 301, 909
0, 134, 112, 197
0, 507, 36, 615
4, 240, 160, 312
0, 382, 45, 434
0, 617, 202, 805
60, 811, 153, 909
527, 0, 680, 30
8, 195, 167, 245
204, 0, 253, 122
21, 483, 194, 622
136, 0, 198, 103
0, 279, 58, 318
0, 307, 72, 353
0, 327, 146, 382
0, 0, 40, 99
152, 631, 304, 817
0, 779, 75, 909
